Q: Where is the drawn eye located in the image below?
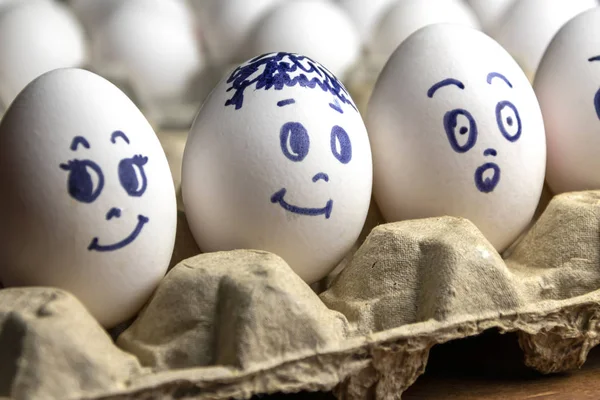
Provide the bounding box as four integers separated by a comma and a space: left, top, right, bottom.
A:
59, 159, 105, 203
119, 155, 148, 197
331, 125, 352, 164
443, 108, 478, 153
496, 100, 522, 142
594, 88, 600, 120
280, 122, 309, 162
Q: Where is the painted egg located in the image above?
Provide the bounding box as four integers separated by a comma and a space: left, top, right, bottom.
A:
182, 52, 373, 284
246, 0, 360, 78
0, 1, 87, 106
490, 0, 597, 79
0, 69, 177, 328
367, 24, 546, 252
534, 7, 600, 194
91, 0, 203, 106
370, 0, 480, 65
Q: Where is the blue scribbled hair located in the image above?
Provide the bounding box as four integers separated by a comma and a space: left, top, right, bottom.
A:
224, 52, 357, 112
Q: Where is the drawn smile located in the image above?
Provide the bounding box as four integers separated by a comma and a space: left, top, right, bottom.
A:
474, 162, 501, 193
271, 188, 333, 219
88, 215, 149, 252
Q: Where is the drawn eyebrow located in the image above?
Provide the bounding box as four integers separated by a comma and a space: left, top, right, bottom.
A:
110, 130, 130, 144
588, 56, 600, 62
277, 99, 296, 107
427, 78, 465, 98
70, 136, 90, 151
486, 72, 513, 88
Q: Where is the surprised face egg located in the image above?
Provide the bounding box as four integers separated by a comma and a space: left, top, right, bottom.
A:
182, 52, 373, 284
367, 24, 546, 251
0, 68, 177, 328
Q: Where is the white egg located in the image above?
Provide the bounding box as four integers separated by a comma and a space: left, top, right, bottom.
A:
491, 0, 598, 79
370, 0, 480, 64
367, 24, 546, 252
336, 0, 397, 45
466, 0, 516, 32
70, 0, 194, 35
182, 52, 373, 284
91, 1, 203, 105
0, 68, 177, 328
202, 0, 283, 66
0, 1, 87, 106
534, 8, 600, 194
246, 0, 360, 79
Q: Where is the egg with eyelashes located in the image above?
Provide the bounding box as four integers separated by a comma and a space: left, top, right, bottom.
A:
182, 52, 372, 284
0, 68, 176, 328
367, 24, 546, 252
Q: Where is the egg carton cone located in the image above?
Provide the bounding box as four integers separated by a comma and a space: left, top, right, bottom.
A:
2, 188, 600, 400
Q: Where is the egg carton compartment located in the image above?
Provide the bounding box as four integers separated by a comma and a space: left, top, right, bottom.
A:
2, 188, 600, 400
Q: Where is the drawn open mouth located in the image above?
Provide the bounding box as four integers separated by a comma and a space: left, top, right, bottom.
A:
271, 188, 333, 219
474, 162, 501, 193
88, 215, 149, 252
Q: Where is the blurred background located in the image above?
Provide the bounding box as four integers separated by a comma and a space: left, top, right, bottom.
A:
0, 0, 597, 128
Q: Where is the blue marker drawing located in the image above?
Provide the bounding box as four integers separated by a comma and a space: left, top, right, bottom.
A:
486, 72, 513, 88
496, 100, 521, 142
443, 109, 478, 153
70, 136, 90, 151
271, 189, 333, 219
224, 52, 356, 112
111, 130, 130, 144
88, 215, 149, 252
595, 89, 600, 120
475, 162, 501, 193
483, 148, 497, 157
280, 122, 310, 162
119, 155, 148, 197
59, 159, 105, 203
277, 98, 296, 107
329, 98, 344, 114
106, 207, 122, 220
60, 133, 150, 252
427, 78, 465, 98
312, 172, 329, 182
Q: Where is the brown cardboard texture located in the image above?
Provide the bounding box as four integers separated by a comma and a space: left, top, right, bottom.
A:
2, 191, 600, 400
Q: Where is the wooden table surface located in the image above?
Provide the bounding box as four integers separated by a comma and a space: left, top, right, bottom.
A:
266, 330, 600, 400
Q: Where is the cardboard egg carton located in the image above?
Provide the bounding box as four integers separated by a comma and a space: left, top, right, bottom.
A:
3, 187, 600, 400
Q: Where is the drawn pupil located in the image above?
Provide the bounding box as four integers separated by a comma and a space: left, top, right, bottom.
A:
119, 156, 148, 197
331, 125, 352, 164
495, 100, 522, 142
62, 160, 104, 203
280, 122, 309, 161
444, 109, 477, 153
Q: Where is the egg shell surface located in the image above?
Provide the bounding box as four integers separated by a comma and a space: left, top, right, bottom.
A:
370, 0, 480, 64
91, 1, 203, 104
246, 0, 360, 79
182, 52, 373, 284
202, 0, 283, 66
466, 0, 516, 32
333, 0, 396, 45
367, 24, 546, 252
0, 68, 177, 328
534, 7, 600, 194
0, 1, 87, 106
490, 0, 598, 79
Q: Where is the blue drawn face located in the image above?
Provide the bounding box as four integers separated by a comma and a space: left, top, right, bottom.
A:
269, 98, 353, 219
590, 57, 600, 120
223, 52, 358, 219
427, 72, 522, 194
59, 130, 150, 252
